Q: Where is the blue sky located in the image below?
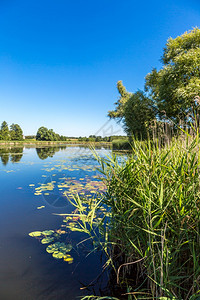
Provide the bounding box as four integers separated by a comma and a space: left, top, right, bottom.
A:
0, 0, 200, 137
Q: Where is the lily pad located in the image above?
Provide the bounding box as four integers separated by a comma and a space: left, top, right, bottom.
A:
42, 230, 54, 236
52, 251, 64, 259
46, 244, 58, 253
41, 237, 54, 244
29, 231, 42, 237
63, 254, 73, 264
46, 242, 72, 256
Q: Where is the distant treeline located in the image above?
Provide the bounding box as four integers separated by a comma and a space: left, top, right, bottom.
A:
0, 121, 126, 142
78, 135, 127, 142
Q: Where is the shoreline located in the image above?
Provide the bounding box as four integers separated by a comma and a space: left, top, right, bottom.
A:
0, 140, 112, 147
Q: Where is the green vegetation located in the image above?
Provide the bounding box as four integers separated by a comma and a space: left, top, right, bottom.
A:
145, 27, 200, 123
112, 138, 131, 150
28, 230, 73, 264
63, 28, 200, 298
78, 135, 127, 143
65, 134, 200, 299
0, 121, 23, 141
108, 28, 200, 140
10, 123, 23, 140
36, 126, 64, 141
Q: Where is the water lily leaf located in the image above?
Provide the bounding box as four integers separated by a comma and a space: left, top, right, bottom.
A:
63, 255, 74, 263
46, 244, 58, 253
41, 237, 54, 244
29, 231, 42, 237
42, 230, 54, 235
52, 251, 64, 259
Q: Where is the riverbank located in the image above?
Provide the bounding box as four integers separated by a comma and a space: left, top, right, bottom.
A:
0, 140, 112, 147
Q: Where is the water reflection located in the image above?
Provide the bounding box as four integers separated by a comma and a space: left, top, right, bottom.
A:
0, 145, 111, 165
36, 146, 65, 160
0, 147, 23, 165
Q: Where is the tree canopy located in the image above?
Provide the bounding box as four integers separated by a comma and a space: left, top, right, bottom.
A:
10, 123, 23, 141
108, 82, 156, 139
123, 91, 155, 139
109, 28, 200, 138
145, 28, 200, 123
0, 121, 10, 141
36, 126, 62, 141
108, 81, 132, 120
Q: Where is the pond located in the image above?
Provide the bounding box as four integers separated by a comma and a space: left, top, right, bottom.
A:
0, 145, 111, 300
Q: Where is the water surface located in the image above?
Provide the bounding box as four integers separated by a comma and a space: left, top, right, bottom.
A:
0, 145, 110, 300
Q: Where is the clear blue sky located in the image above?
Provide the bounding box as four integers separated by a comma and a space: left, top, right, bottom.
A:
0, 0, 200, 137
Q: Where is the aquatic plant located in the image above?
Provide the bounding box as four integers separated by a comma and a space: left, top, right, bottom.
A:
64, 135, 200, 299
28, 229, 73, 264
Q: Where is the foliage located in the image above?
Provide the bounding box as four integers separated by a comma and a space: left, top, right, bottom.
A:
66, 135, 200, 299
36, 126, 69, 141
108, 82, 156, 139
25, 135, 36, 139
112, 139, 131, 150
108, 80, 132, 120
0, 121, 10, 141
145, 28, 200, 123
10, 123, 23, 140
123, 91, 156, 139
28, 230, 73, 264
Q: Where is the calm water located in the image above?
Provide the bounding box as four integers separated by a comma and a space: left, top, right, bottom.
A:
0, 145, 111, 300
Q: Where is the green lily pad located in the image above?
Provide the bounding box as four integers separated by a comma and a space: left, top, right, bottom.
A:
52, 251, 64, 259
46, 242, 72, 256
41, 237, 54, 244
42, 230, 54, 236
29, 231, 42, 237
46, 244, 58, 253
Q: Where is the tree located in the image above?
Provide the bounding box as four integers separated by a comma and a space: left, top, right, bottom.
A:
36, 126, 61, 141
123, 91, 156, 139
36, 126, 50, 141
0, 121, 10, 140
108, 81, 156, 139
108, 81, 132, 120
10, 123, 23, 140
145, 28, 200, 123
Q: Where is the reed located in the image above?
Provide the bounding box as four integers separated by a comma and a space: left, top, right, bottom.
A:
67, 132, 200, 299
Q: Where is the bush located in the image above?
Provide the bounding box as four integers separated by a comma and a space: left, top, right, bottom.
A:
112, 139, 131, 150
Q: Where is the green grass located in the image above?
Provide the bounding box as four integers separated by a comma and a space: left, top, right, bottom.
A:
66, 134, 200, 299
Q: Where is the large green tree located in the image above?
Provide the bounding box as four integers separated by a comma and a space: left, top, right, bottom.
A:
145, 28, 200, 123
36, 126, 60, 141
108, 81, 155, 139
123, 91, 156, 139
36, 126, 50, 141
10, 123, 23, 140
0, 121, 10, 141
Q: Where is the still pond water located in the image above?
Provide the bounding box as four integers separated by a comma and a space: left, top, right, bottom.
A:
0, 145, 111, 300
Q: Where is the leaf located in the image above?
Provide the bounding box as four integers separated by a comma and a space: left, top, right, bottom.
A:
52, 251, 64, 259
42, 230, 54, 235
41, 237, 54, 244
29, 231, 42, 237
